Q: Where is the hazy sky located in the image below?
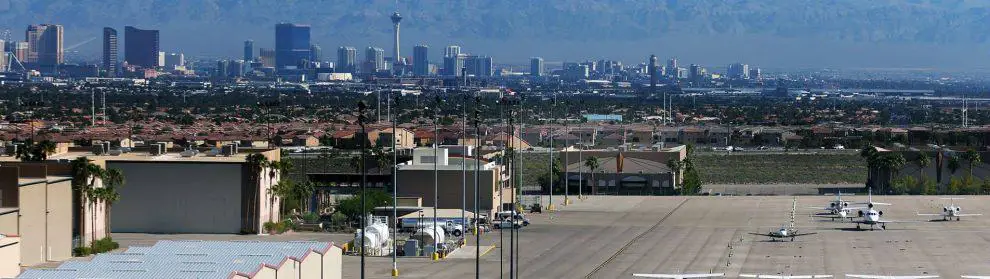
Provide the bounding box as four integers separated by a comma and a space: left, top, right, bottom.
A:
4, 0, 990, 71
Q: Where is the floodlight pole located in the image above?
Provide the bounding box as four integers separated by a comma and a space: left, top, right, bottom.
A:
473, 98, 482, 279
358, 100, 368, 279
391, 92, 399, 277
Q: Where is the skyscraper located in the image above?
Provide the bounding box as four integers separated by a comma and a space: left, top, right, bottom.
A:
727, 63, 750, 80
26, 24, 63, 66
310, 44, 322, 62
243, 40, 254, 61
365, 46, 385, 73
274, 23, 311, 69
530, 57, 544, 77
444, 45, 461, 58
390, 12, 402, 70
259, 48, 275, 68
649, 55, 658, 91
413, 45, 429, 76
443, 55, 464, 77
464, 55, 493, 77
0, 40, 5, 70
666, 58, 677, 78
124, 26, 160, 69
13, 42, 28, 63
103, 27, 118, 76
337, 46, 356, 73
163, 53, 184, 70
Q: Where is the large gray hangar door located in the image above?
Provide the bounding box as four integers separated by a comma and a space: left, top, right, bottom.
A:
108, 162, 244, 233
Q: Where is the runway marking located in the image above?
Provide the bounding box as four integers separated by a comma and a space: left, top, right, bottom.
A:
584, 198, 691, 278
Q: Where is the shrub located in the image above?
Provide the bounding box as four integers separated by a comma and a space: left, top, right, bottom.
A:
302, 212, 320, 223
73, 246, 92, 257
92, 237, 119, 253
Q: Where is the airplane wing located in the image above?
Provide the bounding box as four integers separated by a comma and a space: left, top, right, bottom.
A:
632, 273, 724, 278
741, 274, 832, 278
916, 213, 943, 216
748, 232, 772, 237
791, 232, 817, 237
961, 276, 990, 279
956, 213, 983, 217
845, 274, 938, 279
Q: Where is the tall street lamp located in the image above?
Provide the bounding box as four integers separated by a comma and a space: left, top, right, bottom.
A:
357, 100, 368, 279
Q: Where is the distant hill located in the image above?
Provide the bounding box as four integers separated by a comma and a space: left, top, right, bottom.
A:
4, 0, 990, 69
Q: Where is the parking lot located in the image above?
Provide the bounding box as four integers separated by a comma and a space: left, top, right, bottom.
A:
111, 195, 990, 278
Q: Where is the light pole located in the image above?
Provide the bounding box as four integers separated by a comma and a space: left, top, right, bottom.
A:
357, 100, 368, 279
473, 98, 482, 279
461, 94, 468, 238
506, 97, 517, 279
390, 92, 399, 277
432, 96, 441, 261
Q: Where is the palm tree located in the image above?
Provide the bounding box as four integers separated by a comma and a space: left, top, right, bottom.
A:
948, 156, 961, 176
267, 180, 293, 223
70, 157, 94, 247
877, 153, 906, 194
85, 162, 106, 245
963, 149, 982, 178
100, 168, 124, 239
666, 159, 683, 189
916, 152, 931, 173
245, 153, 268, 233
860, 144, 879, 186
584, 157, 600, 195
293, 181, 316, 213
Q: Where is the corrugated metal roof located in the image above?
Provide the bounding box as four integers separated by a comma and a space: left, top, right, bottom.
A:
17, 240, 334, 279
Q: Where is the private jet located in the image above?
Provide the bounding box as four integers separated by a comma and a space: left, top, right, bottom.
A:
850, 188, 904, 230
917, 198, 982, 221
740, 274, 832, 278
631, 273, 724, 278
811, 190, 866, 221
751, 198, 817, 241
845, 274, 938, 279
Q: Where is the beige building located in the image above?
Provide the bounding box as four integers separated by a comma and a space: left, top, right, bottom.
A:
56, 147, 284, 234
395, 147, 510, 219
18, 240, 342, 279
0, 163, 79, 268
559, 146, 687, 195
0, 234, 19, 278
373, 127, 416, 148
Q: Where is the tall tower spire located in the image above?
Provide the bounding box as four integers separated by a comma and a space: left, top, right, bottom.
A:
391, 11, 403, 74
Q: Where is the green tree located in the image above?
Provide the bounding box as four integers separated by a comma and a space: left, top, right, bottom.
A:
335, 190, 391, 223
948, 156, 961, 175
584, 157, 600, 195
245, 153, 269, 233
963, 149, 982, 179
916, 152, 931, 173
15, 140, 57, 162
70, 157, 95, 248
890, 175, 914, 195
99, 168, 125, 239
876, 153, 906, 194
921, 175, 938, 195
666, 159, 683, 189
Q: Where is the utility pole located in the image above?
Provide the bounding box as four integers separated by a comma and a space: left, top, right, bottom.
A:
473, 97, 482, 279
357, 101, 368, 279
432, 96, 441, 261
391, 92, 400, 277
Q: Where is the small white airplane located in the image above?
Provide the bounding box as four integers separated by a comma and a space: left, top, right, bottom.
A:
740, 274, 832, 278
917, 197, 982, 221
631, 273, 724, 278
811, 191, 867, 221
850, 188, 903, 231
752, 198, 817, 241
845, 274, 938, 279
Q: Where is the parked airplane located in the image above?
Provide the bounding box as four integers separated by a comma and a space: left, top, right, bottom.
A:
845, 274, 938, 279
851, 188, 902, 231
752, 198, 817, 241
917, 198, 982, 221
632, 273, 724, 278
811, 190, 866, 221
740, 274, 832, 278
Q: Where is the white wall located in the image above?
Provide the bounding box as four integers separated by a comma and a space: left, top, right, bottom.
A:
108, 162, 244, 233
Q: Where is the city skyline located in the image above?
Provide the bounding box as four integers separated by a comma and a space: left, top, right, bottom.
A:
7, 0, 990, 71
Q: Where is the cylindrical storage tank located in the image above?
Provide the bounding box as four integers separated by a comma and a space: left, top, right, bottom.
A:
361, 222, 390, 249
411, 225, 446, 247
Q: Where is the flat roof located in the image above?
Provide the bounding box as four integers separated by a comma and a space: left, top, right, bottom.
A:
46, 151, 257, 163
17, 240, 335, 279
